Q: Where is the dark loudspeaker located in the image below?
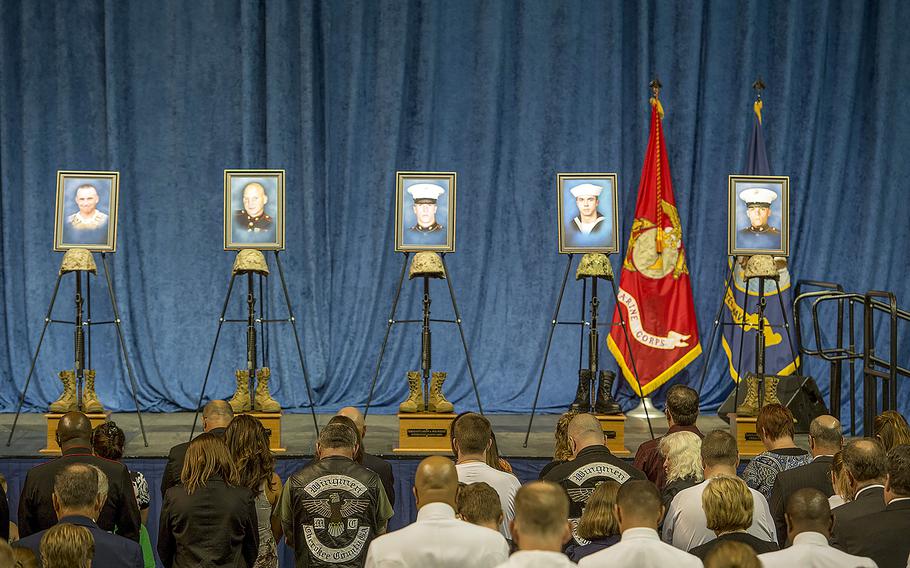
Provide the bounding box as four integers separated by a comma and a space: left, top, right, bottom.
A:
717, 375, 829, 433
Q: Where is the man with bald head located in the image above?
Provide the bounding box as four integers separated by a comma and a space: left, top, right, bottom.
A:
365, 456, 507, 567
770, 415, 843, 544
337, 406, 396, 507
232, 181, 275, 242
542, 413, 645, 537
495, 481, 574, 567
758, 488, 875, 567
829, 438, 888, 547
161, 400, 233, 496
18, 412, 140, 541
68, 184, 109, 230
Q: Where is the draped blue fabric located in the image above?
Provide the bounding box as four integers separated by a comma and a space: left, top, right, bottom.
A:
1, 1, 909, 429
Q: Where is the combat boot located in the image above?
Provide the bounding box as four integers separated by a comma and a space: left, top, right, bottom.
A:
399, 371, 423, 413
570, 370, 592, 412
428, 371, 454, 413
82, 370, 105, 413
763, 375, 781, 407
49, 370, 79, 413
593, 370, 622, 415
228, 370, 253, 413
736, 375, 760, 416
253, 368, 281, 412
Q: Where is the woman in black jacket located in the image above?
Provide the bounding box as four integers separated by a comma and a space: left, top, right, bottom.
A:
158, 432, 259, 567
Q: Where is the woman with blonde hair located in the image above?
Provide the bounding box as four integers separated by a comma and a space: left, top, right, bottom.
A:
689, 475, 778, 560
566, 480, 621, 563
226, 414, 283, 568
828, 451, 852, 509
539, 410, 579, 479
158, 432, 259, 568
659, 430, 704, 509
873, 410, 910, 451
40, 523, 94, 568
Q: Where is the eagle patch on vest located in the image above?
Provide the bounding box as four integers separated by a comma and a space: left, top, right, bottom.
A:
301, 475, 372, 563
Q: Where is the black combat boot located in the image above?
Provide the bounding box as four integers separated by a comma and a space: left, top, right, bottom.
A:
570, 369, 592, 412
593, 370, 622, 415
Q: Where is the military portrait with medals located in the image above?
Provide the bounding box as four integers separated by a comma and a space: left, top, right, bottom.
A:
54, 170, 120, 252
556, 173, 620, 254
728, 175, 790, 257
394, 171, 456, 253
224, 169, 286, 250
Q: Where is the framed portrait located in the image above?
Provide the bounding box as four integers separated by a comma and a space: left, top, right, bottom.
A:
394, 171, 456, 253
728, 175, 790, 257
224, 169, 286, 250
556, 173, 619, 254
54, 170, 120, 253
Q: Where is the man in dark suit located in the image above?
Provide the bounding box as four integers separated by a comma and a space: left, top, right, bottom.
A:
161, 400, 233, 496
770, 415, 842, 545
15, 463, 142, 566
830, 438, 888, 547
633, 385, 702, 489
18, 412, 140, 541
836, 444, 910, 568
338, 406, 396, 507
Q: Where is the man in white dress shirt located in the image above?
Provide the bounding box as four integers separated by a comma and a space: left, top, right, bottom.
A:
578, 480, 700, 567
364, 456, 507, 568
495, 481, 576, 567
663, 429, 777, 550
454, 413, 522, 539
758, 488, 876, 567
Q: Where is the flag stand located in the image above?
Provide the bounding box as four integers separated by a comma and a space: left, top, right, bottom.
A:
522, 253, 654, 448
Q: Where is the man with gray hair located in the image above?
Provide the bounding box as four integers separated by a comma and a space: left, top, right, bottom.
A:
277, 422, 393, 567
14, 463, 141, 566
829, 438, 888, 547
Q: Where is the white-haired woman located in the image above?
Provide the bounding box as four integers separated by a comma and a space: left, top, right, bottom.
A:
659, 430, 704, 510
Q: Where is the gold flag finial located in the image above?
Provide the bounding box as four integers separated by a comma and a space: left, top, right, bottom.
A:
752, 76, 766, 123
649, 78, 664, 119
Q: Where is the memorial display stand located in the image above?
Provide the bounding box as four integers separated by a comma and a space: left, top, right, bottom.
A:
595, 414, 630, 456
394, 412, 457, 454
245, 410, 286, 453
42, 412, 111, 454
731, 416, 764, 457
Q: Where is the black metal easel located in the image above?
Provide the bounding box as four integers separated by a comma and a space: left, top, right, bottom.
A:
7, 253, 148, 447
189, 251, 318, 439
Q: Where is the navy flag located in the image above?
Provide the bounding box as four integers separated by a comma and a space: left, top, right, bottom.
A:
721, 99, 799, 380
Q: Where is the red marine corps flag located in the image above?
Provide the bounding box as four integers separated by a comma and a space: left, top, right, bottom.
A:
607, 88, 701, 396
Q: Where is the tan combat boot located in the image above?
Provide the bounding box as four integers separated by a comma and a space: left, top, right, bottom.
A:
49, 370, 79, 413
399, 371, 423, 413
428, 371, 454, 413
736, 375, 760, 416
763, 375, 781, 407
253, 368, 281, 412
81, 370, 105, 413
228, 370, 253, 413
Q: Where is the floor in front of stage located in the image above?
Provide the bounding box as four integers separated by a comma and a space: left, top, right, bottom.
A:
0, 411, 799, 459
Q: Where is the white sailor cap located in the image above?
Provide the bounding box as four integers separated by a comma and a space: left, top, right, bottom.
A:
739, 187, 778, 207
570, 183, 603, 199
407, 183, 445, 203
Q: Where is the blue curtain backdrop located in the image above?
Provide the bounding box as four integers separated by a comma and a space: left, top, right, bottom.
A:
1, 0, 908, 429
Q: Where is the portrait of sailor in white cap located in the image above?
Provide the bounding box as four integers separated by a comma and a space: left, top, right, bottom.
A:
568, 183, 607, 235
407, 183, 445, 233
737, 186, 781, 249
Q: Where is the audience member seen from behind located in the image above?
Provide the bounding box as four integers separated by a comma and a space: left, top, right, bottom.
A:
17, 412, 140, 541
225, 414, 283, 568
833, 444, 910, 568
634, 385, 702, 489
13, 463, 142, 567
688, 476, 778, 560
539, 410, 580, 479
276, 423, 392, 567
92, 421, 155, 567
365, 456, 507, 568
703, 540, 761, 568
658, 431, 703, 510
453, 413, 522, 539
40, 523, 94, 568
0, 473, 11, 542
456, 482, 505, 533
741, 404, 811, 499
161, 400, 233, 497
578, 480, 701, 567
496, 481, 575, 567
566, 480, 620, 563
13, 546, 39, 568
336, 406, 396, 507
828, 452, 851, 509
487, 431, 514, 473
829, 438, 888, 547
157, 432, 258, 568
662, 429, 777, 551
0, 537, 12, 567
757, 488, 875, 567
873, 410, 910, 451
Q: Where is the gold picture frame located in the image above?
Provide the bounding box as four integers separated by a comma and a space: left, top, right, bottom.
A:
394, 171, 456, 253
556, 173, 620, 254
53, 170, 120, 253
728, 174, 790, 257
224, 169, 286, 251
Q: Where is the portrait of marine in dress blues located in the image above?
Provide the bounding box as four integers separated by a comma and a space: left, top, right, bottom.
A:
395, 173, 456, 252
557, 174, 619, 254
729, 176, 789, 256
224, 170, 285, 250
55, 172, 119, 252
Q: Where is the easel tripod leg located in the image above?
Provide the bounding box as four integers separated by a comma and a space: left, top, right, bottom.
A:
696, 265, 735, 393
440, 254, 484, 415
609, 278, 654, 439
6, 272, 64, 446
364, 253, 409, 417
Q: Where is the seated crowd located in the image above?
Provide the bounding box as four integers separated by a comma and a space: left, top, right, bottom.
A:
2, 387, 910, 567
